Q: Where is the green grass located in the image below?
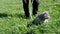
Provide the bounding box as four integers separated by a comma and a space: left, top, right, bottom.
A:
0, 0, 60, 34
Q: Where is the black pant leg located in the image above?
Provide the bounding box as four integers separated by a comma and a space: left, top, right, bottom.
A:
32, 0, 39, 15
22, 0, 29, 17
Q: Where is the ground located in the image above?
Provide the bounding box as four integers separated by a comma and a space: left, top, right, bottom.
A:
0, 0, 60, 34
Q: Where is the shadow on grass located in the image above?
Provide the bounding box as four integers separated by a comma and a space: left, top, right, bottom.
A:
0, 13, 26, 18
0, 13, 8, 18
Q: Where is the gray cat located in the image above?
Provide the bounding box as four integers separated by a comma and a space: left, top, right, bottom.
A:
27, 11, 50, 27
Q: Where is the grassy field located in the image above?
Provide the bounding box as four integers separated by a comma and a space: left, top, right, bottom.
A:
0, 0, 60, 34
